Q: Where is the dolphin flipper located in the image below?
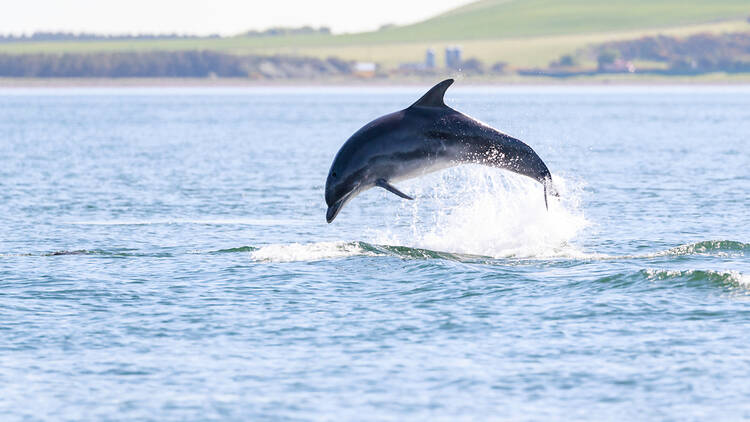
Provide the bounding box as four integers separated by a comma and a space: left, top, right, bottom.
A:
376, 179, 414, 200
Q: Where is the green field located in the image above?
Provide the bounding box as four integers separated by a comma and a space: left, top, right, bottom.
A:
374, 0, 750, 41
2, 0, 749, 69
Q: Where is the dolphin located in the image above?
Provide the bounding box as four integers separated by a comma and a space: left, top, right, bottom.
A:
325, 79, 558, 223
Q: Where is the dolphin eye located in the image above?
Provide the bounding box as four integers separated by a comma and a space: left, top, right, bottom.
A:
332, 172, 337, 178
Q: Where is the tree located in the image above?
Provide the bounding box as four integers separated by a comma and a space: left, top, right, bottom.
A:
597, 49, 619, 70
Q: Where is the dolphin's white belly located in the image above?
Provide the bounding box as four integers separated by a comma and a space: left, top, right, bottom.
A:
390, 155, 457, 183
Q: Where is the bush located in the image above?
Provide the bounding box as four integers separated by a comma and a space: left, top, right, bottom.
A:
597, 49, 619, 67
490, 62, 508, 74
460, 58, 485, 74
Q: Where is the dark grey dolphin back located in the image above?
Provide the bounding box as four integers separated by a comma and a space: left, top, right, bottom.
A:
408, 79, 559, 209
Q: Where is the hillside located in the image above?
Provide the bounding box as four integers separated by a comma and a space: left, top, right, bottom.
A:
370, 0, 750, 42
1, 0, 749, 70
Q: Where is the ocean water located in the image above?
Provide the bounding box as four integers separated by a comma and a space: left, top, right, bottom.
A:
0, 84, 748, 421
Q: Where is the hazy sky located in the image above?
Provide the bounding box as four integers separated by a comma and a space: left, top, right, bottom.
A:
2, 0, 475, 36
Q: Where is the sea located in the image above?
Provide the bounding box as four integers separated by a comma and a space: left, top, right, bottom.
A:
0, 84, 748, 421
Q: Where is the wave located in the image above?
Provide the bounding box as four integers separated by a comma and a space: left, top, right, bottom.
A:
586, 268, 750, 292
243, 239, 747, 263
0, 249, 174, 258
4, 239, 742, 261
245, 241, 482, 262
210, 246, 258, 254
6, 242, 748, 290
598, 240, 750, 261
249, 241, 374, 263
642, 269, 749, 286
247, 240, 521, 263
655, 240, 748, 257
246, 239, 747, 262
243, 241, 749, 290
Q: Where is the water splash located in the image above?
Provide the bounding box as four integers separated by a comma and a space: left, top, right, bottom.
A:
370, 166, 589, 258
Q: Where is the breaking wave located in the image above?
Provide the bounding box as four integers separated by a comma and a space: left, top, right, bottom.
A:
249, 241, 373, 263
247, 241, 487, 263
596, 269, 750, 290
641, 269, 749, 287
654, 240, 748, 257
12, 238, 742, 262
243, 239, 747, 263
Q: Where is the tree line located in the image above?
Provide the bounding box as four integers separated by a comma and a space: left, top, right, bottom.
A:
0, 32, 219, 43
592, 32, 750, 74
0, 51, 353, 78
0, 26, 331, 43
242, 26, 331, 38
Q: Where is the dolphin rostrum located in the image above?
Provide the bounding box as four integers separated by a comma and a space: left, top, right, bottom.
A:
325, 79, 558, 223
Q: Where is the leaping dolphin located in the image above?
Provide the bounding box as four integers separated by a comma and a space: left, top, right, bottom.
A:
325, 79, 558, 223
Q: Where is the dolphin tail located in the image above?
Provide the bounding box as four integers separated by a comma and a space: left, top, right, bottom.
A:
543, 177, 559, 211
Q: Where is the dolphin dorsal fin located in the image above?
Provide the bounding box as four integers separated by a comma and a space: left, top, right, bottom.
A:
409, 79, 454, 109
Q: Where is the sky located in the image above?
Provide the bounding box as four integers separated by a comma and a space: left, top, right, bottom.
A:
1, 0, 475, 36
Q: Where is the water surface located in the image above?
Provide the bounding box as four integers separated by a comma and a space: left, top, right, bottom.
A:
0, 85, 748, 420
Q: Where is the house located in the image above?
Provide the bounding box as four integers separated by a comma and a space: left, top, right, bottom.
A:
353, 62, 377, 78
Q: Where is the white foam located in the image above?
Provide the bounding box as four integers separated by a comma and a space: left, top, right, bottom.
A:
370, 167, 590, 259
733, 271, 750, 287
250, 241, 372, 263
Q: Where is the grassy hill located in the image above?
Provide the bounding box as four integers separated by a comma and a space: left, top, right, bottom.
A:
1, 0, 749, 69
372, 0, 750, 41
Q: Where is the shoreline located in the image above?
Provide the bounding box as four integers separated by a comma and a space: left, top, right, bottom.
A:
3, 73, 750, 88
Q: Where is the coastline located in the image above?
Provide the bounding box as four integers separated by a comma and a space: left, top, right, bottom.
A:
3, 73, 750, 88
